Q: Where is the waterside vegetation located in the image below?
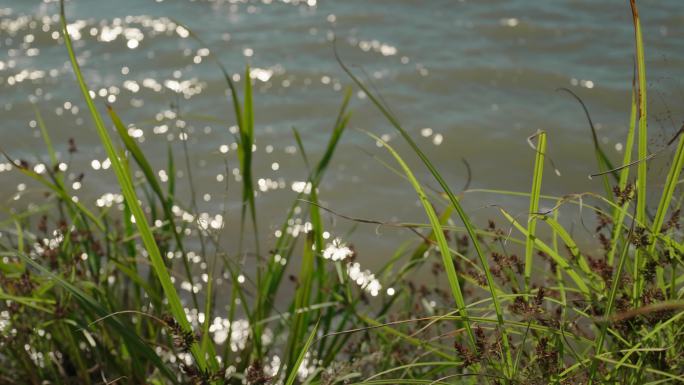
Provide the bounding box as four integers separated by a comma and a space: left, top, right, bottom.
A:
0, 1, 682, 384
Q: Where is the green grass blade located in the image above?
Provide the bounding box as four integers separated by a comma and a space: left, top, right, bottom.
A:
292, 127, 311, 171
59, 0, 207, 371
630, 0, 649, 303
543, 217, 596, 280
356, 314, 459, 362
366, 130, 476, 354
238, 65, 259, 255
648, 131, 684, 246
284, 232, 316, 375
607, 85, 637, 266
648, 129, 684, 287
588, 226, 633, 384
557, 88, 617, 198
167, 144, 176, 200
32, 105, 59, 170
18, 253, 178, 383
261, 88, 352, 319
503, 209, 592, 296
339, 51, 513, 376
4, 154, 104, 231
284, 320, 319, 385
610, 310, 684, 375
107, 105, 200, 309
201, 265, 220, 372
106, 106, 164, 200
525, 130, 546, 292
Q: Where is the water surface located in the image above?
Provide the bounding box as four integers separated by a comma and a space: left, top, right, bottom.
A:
2, 0, 683, 286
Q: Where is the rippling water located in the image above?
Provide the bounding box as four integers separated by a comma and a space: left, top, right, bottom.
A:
2, 0, 683, 274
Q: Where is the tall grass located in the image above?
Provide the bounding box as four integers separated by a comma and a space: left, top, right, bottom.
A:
0, 1, 682, 384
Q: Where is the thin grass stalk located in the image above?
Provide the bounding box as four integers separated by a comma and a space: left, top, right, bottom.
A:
552, 199, 568, 379
201, 258, 220, 372
557, 88, 617, 198
588, 225, 634, 384
174, 103, 211, 302
32, 106, 59, 173
356, 314, 459, 362
630, 0, 649, 304
5, 156, 104, 232
607, 85, 638, 266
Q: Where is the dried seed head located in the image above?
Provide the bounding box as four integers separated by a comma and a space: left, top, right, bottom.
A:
614, 183, 634, 206
630, 227, 651, 248
246, 361, 272, 385
68, 138, 77, 153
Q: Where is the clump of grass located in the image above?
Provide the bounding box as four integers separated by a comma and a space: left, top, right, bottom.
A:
0, 1, 682, 384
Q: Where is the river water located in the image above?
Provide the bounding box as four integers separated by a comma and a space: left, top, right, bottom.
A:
1, 0, 683, 278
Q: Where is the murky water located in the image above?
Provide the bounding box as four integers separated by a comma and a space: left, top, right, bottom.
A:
2, 0, 683, 282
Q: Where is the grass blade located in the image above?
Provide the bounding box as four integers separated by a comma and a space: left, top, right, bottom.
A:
365, 130, 476, 356
284, 232, 316, 375
557, 88, 618, 196
238, 65, 259, 255
589, 225, 634, 384
106, 105, 200, 309
630, 0, 649, 303
338, 48, 513, 377
607, 84, 638, 266
59, 0, 208, 371
525, 130, 546, 292
648, 129, 684, 287
284, 320, 319, 385
503, 209, 592, 296
18, 253, 178, 383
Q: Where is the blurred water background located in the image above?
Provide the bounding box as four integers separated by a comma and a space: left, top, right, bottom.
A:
1, 0, 683, 275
